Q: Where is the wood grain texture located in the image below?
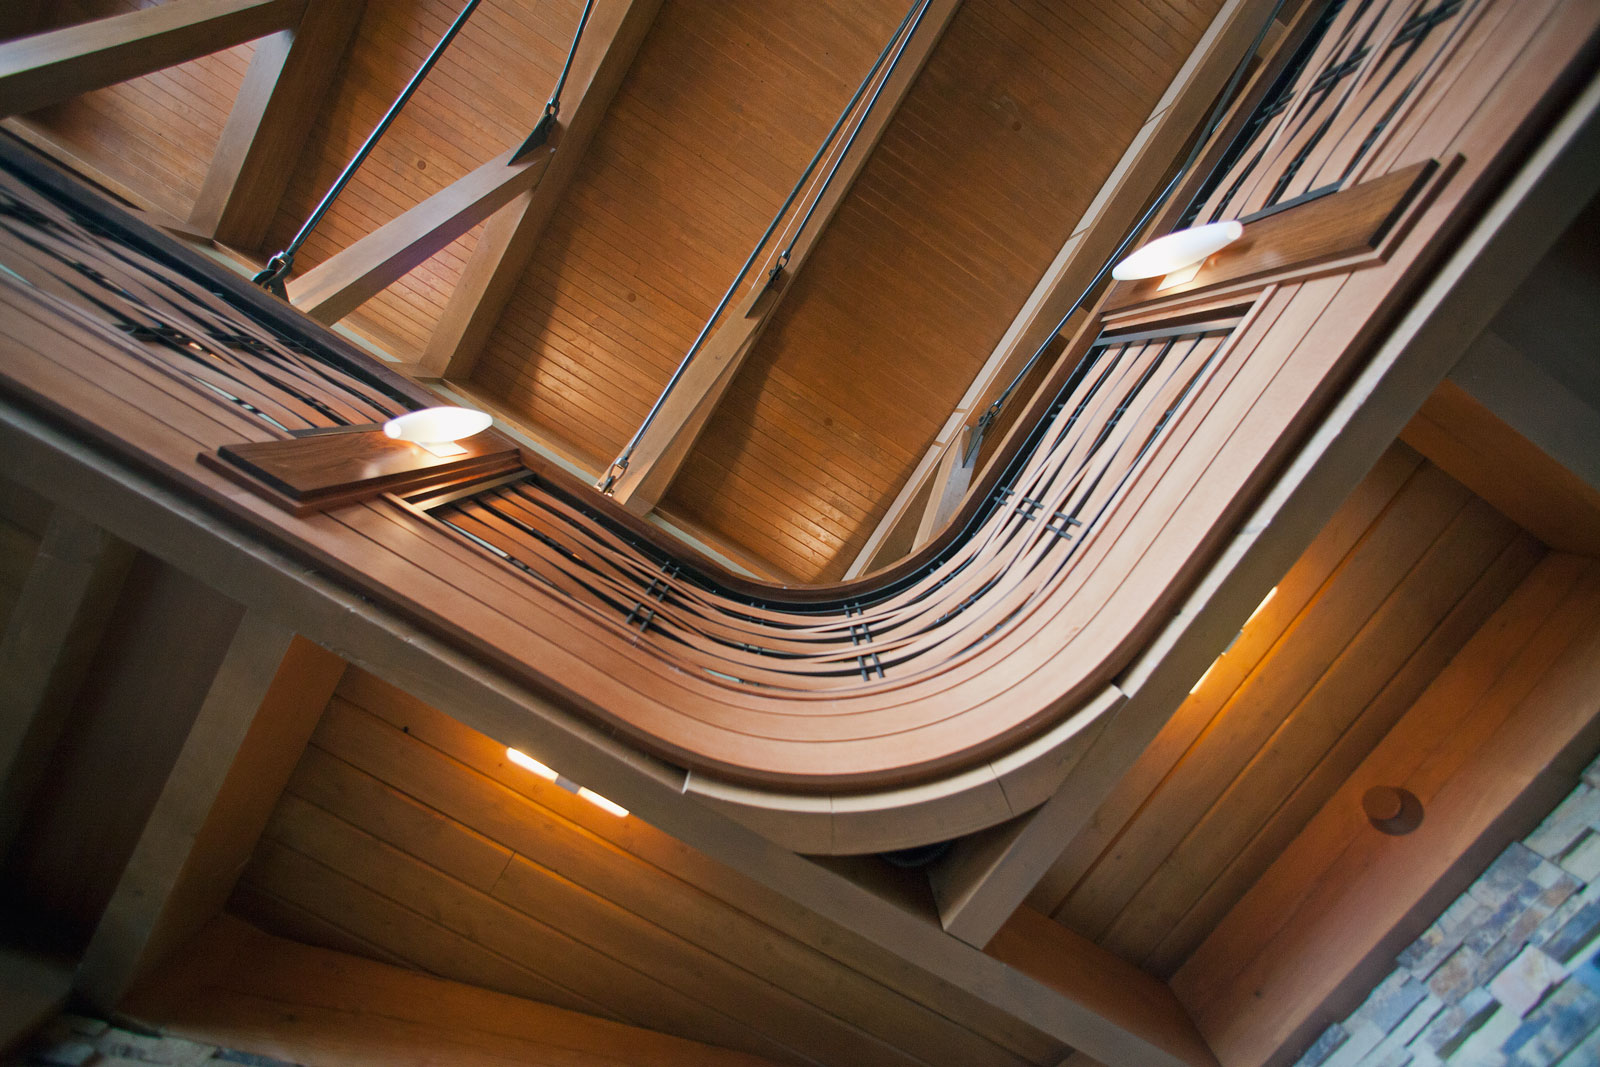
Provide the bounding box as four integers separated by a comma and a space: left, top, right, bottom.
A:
262, 0, 581, 356
1032, 451, 1542, 975
1174, 554, 1600, 1067
471, 0, 909, 488
660, 0, 1226, 581
125, 914, 784, 1067
16, 0, 258, 220
234, 667, 1063, 1067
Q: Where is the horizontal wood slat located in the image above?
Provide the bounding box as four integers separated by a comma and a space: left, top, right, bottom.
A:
233, 668, 1060, 1067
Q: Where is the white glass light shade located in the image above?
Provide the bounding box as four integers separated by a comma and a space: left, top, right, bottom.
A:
1111, 220, 1244, 281
382, 406, 492, 445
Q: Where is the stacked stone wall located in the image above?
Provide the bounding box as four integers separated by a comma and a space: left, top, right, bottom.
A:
1294, 757, 1600, 1067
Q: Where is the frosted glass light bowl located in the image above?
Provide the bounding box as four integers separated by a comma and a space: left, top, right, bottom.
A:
382, 406, 493, 445
1111, 220, 1244, 282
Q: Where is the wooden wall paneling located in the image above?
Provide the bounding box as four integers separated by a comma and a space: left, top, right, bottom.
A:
252, 787, 813, 1062
188, 0, 367, 249
126, 915, 785, 1067
254, 677, 1048, 1067
1143, 529, 1546, 976
1025, 441, 1430, 916
1095, 492, 1523, 966
417, 0, 664, 379
1050, 460, 1478, 943
0, 508, 135, 859
600, 0, 965, 515
75, 622, 345, 1010
0, 2, 44, 44
1, 553, 244, 944
324, 670, 1064, 1066
1173, 554, 1600, 1067
661, 0, 1228, 581
0, 0, 297, 118
470, 0, 911, 489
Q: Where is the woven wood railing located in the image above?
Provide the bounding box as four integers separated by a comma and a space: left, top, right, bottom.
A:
1, 0, 1587, 846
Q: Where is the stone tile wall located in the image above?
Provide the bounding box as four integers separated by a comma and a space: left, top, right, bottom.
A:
11, 1015, 295, 1067
1294, 756, 1600, 1067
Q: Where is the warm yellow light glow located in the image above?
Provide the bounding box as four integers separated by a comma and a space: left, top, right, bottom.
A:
1249, 586, 1278, 624
505, 747, 558, 781
383, 406, 492, 445
1190, 659, 1219, 695
578, 787, 629, 818
1112, 220, 1244, 282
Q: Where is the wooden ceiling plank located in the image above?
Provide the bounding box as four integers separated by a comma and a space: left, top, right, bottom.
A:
0, 0, 302, 119
75, 619, 346, 1012
418, 0, 664, 380
603, 0, 964, 516
188, 0, 368, 251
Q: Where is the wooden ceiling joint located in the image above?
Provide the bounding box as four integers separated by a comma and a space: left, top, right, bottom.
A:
0, 0, 303, 119
186, 0, 367, 251
287, 0, 661, 329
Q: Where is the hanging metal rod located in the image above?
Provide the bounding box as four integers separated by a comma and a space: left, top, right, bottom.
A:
253, 0, 485, 297
965, 0, 1296, 462
599, 0, 933, 493
512, 0, 597, 160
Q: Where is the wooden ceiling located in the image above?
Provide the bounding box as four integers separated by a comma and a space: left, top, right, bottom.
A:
5, 0, 1224, 582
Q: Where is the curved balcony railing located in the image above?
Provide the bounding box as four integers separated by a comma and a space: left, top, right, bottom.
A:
0, 0, 1574, 848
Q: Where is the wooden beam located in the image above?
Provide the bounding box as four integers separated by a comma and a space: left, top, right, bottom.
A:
603, 0, 964, 515
188, 0, 367, 250
989, 908, 1219, 1067
0, 507, 134, 857
288, 0, 659, 328
0, 0, 302, 119
416, 0, 663, 379
1172, 554, 1600, 1067
76, 616, 344, 1011
286, 145, 555, 325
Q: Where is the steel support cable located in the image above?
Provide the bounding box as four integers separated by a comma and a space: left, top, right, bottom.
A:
965, 0, 1296, 460
513, 0, 597, 158
252, 0, 484, 296
599, 0, 932, 493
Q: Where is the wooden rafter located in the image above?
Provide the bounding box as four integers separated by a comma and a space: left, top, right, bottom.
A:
0, 507, 134, 857
188, 0, 367, 250
287, 0, 661, 328
602, 0, 964, 516
76, 619, 346, 1010
417, 0, 663, 379
0, 0, 302, 119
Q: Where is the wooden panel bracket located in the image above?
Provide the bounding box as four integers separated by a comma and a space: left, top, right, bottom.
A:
75, 616, 345, 1011
0, 0, 303, 119
602, 0, 964, 516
